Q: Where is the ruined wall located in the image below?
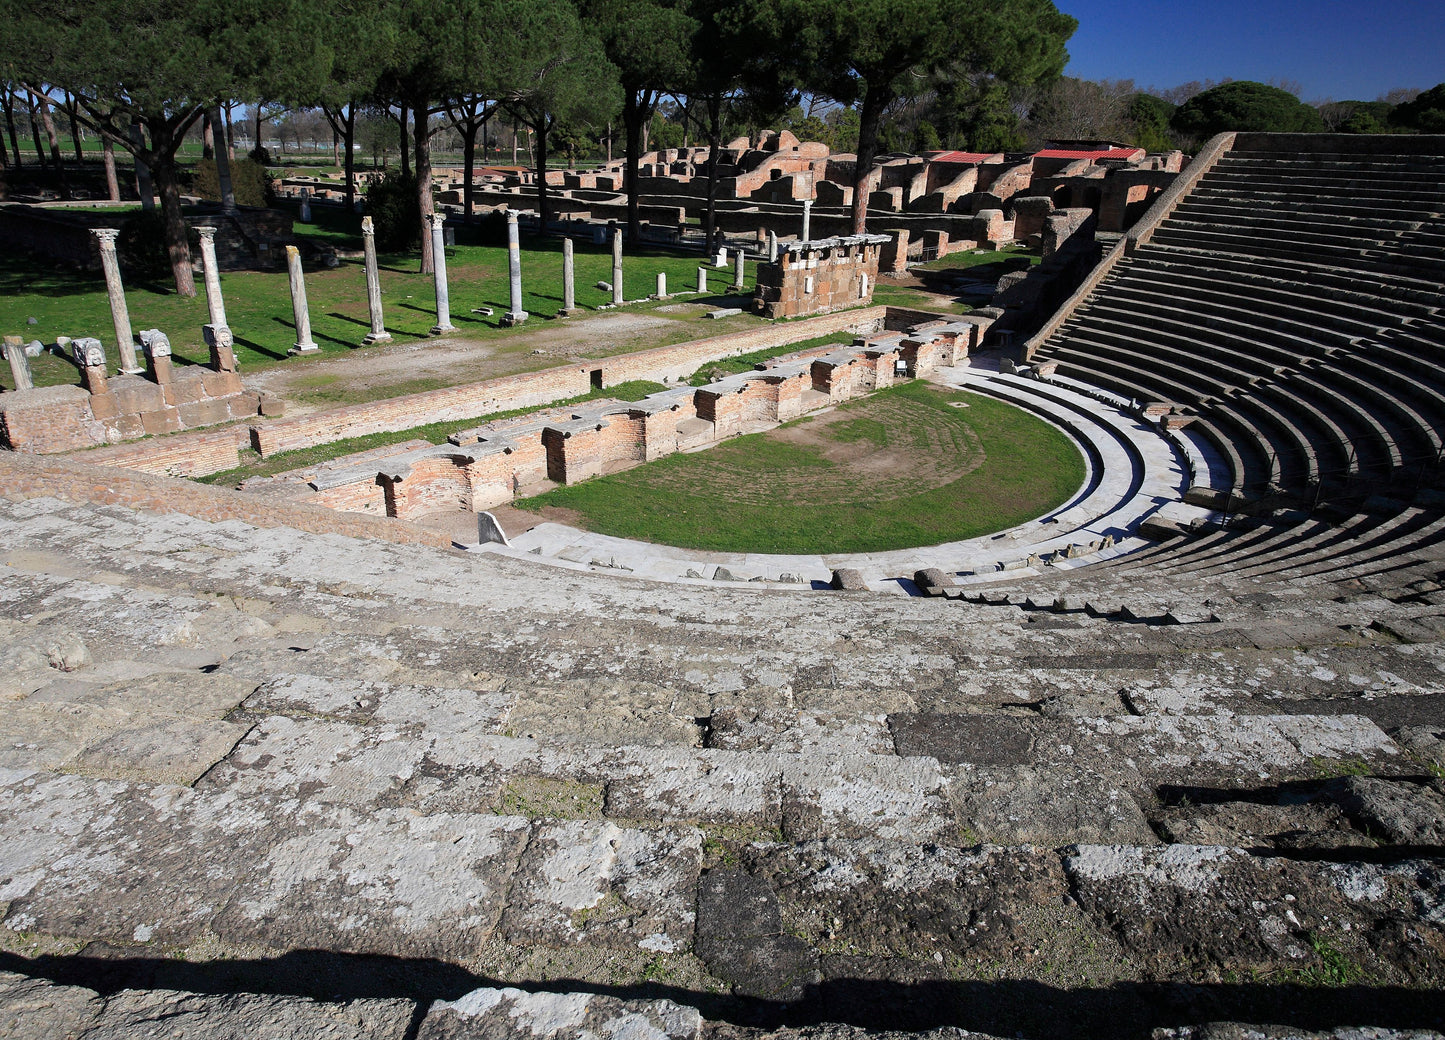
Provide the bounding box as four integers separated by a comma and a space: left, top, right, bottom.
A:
753, 236, 888, 320
0, 450, 454, 548
292, 312, 985, 522
253, 306, 888, 462
1, 368, 261, 455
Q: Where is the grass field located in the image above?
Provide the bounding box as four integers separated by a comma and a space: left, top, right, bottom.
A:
515, 379, 1084, 554
0, 210, 765, 390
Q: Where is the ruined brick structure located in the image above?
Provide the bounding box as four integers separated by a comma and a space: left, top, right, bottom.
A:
752, 235, 890, 319
292, 313, 995, 523
0, 328, 263, 453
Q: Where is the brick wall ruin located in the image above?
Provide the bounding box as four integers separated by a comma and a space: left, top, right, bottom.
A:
281, 312, 996, 523
0, 331, 263, 454
753, 235, 890, 319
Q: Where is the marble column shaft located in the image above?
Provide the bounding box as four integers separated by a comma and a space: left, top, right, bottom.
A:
430, 214, 456, 334
802, 199, 813, 243
285, 245, 318, 353
733, 248, 745, 290
656, 272, 667, 299
561, 237, 575, 315
502, 211, 528, 325
195, 227, 229, 332
4, 336, 33, 391
611, 229, 624, 306
92, 228, 141, 373
697, 266, 707, 293
361, 216, 391, 343
768, 230, 778, 262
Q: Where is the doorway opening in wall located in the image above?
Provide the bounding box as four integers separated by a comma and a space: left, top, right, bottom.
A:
590, 369, 603, 390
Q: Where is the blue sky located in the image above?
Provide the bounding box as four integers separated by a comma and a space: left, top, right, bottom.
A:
1056, 0, 1444, 102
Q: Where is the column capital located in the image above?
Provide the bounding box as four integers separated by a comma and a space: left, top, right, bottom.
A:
505, 209, 519, 224
92, 227, 120, 245
361, 215, 375, 236
195, 225, 218, 241
430, 211, 448, 228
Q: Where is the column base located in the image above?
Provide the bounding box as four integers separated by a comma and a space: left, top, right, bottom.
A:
500, 311, 529, 327
118, 367, 146, 376
288, 342, 320, 355
430, 324, 458, 335
362, 331, 393, 345
555, 308, 577, 319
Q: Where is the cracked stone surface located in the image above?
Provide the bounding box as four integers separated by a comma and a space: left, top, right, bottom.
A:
0, 491, 1442, 1039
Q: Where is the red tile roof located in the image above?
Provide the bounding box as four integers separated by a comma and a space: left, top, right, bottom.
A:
928, 151, 1000, 164
1034, 148, 1144, 161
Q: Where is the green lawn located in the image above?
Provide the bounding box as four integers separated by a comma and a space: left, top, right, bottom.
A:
0, 217, 764, 390
515, 380, 1084, 554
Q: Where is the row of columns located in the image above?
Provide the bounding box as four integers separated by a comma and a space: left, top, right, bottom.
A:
74, 213, 761, 382
90, 225, 235, 371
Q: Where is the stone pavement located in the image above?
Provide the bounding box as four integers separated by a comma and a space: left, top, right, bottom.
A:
1, 493, 1442, 1039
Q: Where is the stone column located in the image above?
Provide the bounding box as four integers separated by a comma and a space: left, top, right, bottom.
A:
3, 335, 32, 391
697, 266, 707, 293
360, 216, 391, 344
715, 246, 727, 267
768, 230, 778, 262
732, 247, 745, 291
430, 213, 457, 334
656, 272, 667, 299
801, 199, 813, 242
501, 210, 529, 327
72, 337, 109, 395
92, 228, 141, 374
560, 236, 576, 316
195, 226, 229, 333
285, 245, 319, 354
610, 228, 623, 306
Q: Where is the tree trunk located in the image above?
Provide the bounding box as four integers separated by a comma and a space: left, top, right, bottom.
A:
850, 88, 886, 235
131, 118, 155, 210
398, 104, 410, 176
224, 102, 235, 161
621, 88, 651, 243
606, 121, 612, 164
413, 99, 433, 274
535, 117, 550, 230
511, 120, 518, 164
64, 92, 83, 162
103, 133, 120, 201
704, 95, 721, 253
26, 92, 46, 165
343, 104, 356, 211
2, 89, 19, 167
208, 105, 236, 211
461, 120, 476, 221
254, 104, 263, 157
148, 120, 196, 297
202, 110, 214, 159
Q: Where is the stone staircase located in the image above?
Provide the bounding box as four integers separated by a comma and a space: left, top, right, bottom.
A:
1029, 135, 1445, 582
1, 490, 1443, 1039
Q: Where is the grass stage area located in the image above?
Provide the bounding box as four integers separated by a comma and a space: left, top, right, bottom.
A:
516, 379, 1085, 554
